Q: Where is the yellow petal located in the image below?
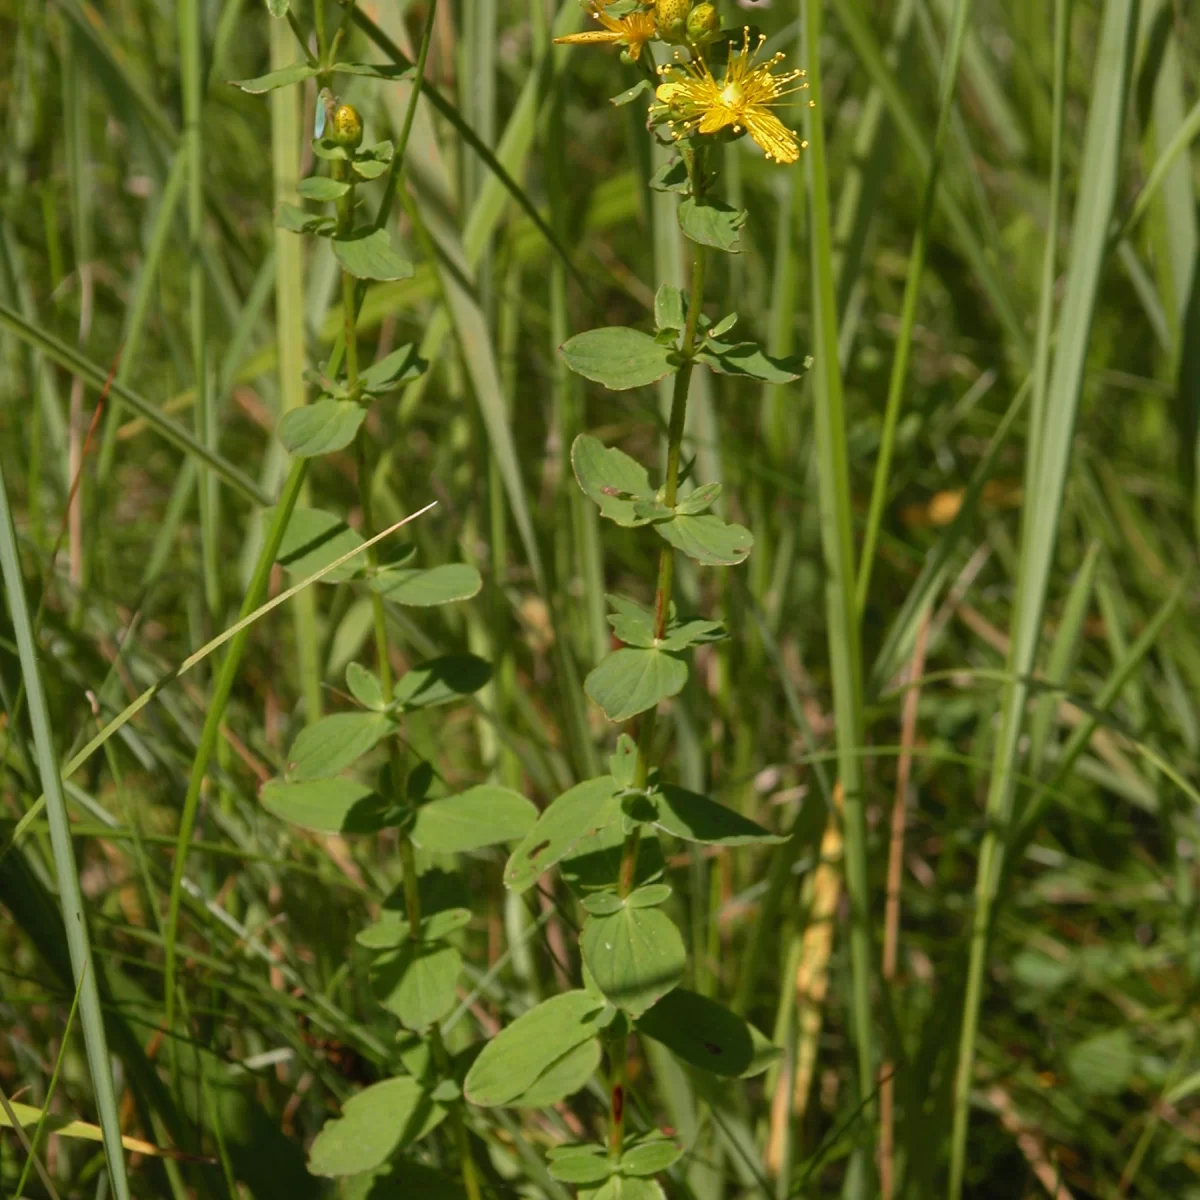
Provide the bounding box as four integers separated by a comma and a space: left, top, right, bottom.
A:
553, 30, 623, 45
745, 110, 800, 164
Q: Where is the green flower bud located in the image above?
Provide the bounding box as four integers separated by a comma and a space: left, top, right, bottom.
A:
655, 0, 692, 44
686, 2, 720, 43
330, 103, 363, 150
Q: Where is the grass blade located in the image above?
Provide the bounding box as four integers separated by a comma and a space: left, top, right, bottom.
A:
948, 1, 1140, 1193
0, 459, 131, 1200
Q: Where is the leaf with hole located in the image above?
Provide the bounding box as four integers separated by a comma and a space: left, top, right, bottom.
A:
411, 786, 537, 853
678, 197, 747, 253
653, 784, 784, 846
371, 940, 461, 1030
464, 991, 613, 1107
390, 655, 491, 711
277, 398, 364, 458
585, 647, 688, 722
260, 777, 393, 835
371, 564, 482, 607
560, 327, 678, 391
654, 512, 753, 567
580, 904, 685, 1016
333, 228, 413, 281
572, 435, 656, 526
504, 776, 623, 893
270, 506, 364, 582
306, 1076, 447, 1177
635, 988, 779, 1077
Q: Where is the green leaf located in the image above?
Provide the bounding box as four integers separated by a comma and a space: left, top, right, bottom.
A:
560, 818, 665, 897
229, 61, 317, 92
271, 506, 364, 582
581, 905, 685, 1016
580, 1177, 665, 1200
654, 284, 685, 333
627, 883, 672, 908
411, 786, 538, 853
606, 594, 657, 647
695, 340, 810, 385
653, 784, 784, 846
277, 398, 365, 458
339, 1161, 465, 1200
504, 776, 623, 893
582, 891, 625, 917
610, 79, 653, 107
371, 941, 462, 1029
307, 1077, 447, 1177
346, 663, 385, 711
675, 482, 722, 516
655, 513, 753, 567
678, 197, 747, 253
507, 1041, 601, 1108
357, 907, 472, 949
548, 1147, 614, 1185
649, 158, 690, 193
464, 991, 613, 1107
276, 202, 335, 236
609, 733, 639, 787
333, 228, 414, 282
285, 711, 393, 781
333, 62, 415, 81
620, 1132, 684, 1176
635, 988, 780, 1077
371, 564, 482, 607
392, 655, 491, 710
585, 648, 688, 722
296, 175, 351, 201
572, 435, 656, 526
265, 0, 290, 15
708, 312, 738, 338
655, 617, 726, 652
359, 344, 426, 394
1066, 1029, 1133, 1096
352, 157, 390, 181
560, 327, 678, 391
260, 777, 392, 835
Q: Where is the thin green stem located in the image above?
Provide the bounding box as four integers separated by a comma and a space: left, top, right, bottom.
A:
162, 457, 310, 1078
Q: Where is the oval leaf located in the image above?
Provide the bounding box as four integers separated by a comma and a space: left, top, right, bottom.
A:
571, 435, 655, 526
411, 786, 538, 854
371, 563, 482, 607
653, 784, 784, 846
464, 991, 612, 1107
678, 197, 747, 252
696, 340, 810, 384
270, 506, 365, 582
635, 987, 780, 1078
392, 655, 492, 710
509, 1039, 602, 1108
229, 61, 316, 92
504, 776, 622, 893
261, 777, 391, 834
285, 711, 393, 780
371, 941, 461, 1030
278, 398, 365, 458
333, 228, 414, 281
307, 1077, 447, 1177
560, 327, 677, 391
581, 905, 685, 1016
654, 513, 753, 567
585, 648, 688, 723
620, 1133, 684, 1176
295, 175, 351, 201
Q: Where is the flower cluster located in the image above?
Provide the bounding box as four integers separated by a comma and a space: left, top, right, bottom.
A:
555, 1, 807, 164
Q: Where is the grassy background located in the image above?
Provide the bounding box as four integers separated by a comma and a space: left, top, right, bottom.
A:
1, 0, 1199, 1197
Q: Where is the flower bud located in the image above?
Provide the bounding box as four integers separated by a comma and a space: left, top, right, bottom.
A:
655, 0, 692, 45
686, 2, 720, 43
330, 103, 363, 150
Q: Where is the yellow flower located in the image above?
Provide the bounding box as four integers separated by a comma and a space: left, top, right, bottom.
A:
554, 2, 658, 61
654, 28, 808, 164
